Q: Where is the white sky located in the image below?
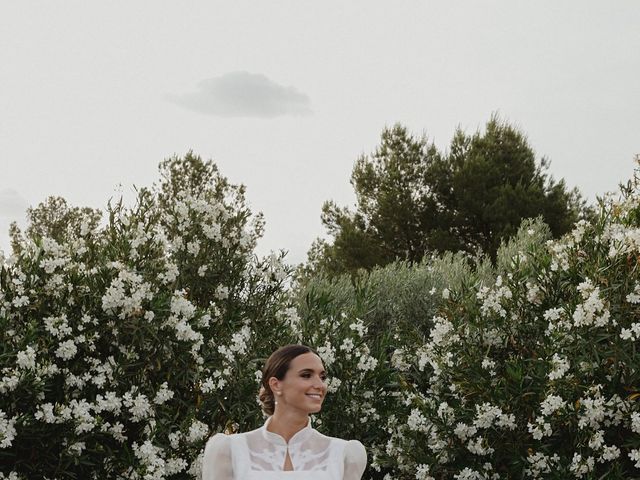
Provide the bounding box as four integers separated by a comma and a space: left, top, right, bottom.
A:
1, 1, 639, 264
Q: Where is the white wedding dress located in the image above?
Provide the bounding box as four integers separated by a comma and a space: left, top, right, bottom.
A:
201, 416, 367, 480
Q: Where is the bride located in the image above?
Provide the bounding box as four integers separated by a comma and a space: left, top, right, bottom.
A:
202, 344, 367, 479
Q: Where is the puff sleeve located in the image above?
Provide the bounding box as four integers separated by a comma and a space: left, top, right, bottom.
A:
343, 440, 367, 480
201, 433, 233, 480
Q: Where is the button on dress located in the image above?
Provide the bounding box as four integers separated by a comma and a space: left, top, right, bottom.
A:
202, 416, 367, 480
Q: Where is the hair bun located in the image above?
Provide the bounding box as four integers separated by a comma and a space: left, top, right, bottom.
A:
259, 384, 275, 416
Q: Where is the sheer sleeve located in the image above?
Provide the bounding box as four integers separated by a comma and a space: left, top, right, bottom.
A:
202, 433, 233, 480
343, 440, 367, 480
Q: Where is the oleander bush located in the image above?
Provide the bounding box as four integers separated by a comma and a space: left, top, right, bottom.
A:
376, 178, 640, 478
0, 153, 295, 479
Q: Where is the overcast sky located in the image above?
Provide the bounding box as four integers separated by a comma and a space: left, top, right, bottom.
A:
1, 1, 639, 264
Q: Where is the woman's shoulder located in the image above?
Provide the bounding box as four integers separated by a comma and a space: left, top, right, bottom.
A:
314, 430, 366, 454
341, 439, 367, 479
202, 434, 235, 479
205, 425, 263, 447
204, 432, 232, 452
342, 439, 366, 460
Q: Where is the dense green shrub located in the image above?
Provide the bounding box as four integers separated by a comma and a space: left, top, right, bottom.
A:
295, 252, 492, 479
298, 252, 489, 338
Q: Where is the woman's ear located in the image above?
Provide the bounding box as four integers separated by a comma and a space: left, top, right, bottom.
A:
268, 376, 280, 394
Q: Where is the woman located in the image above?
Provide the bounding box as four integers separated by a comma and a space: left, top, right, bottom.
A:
202, 344, 367, 479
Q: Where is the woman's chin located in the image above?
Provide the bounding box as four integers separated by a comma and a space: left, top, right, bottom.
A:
307, 404, 322, 414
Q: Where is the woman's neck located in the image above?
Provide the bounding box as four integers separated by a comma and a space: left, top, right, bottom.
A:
267, 411, 309, 443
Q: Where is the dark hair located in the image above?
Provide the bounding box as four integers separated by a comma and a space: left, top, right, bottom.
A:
259, 344, 318, 416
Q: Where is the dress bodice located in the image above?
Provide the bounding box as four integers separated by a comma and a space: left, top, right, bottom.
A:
201, 416, 367, 480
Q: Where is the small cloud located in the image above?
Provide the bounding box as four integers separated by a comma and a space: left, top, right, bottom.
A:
0, 188, 28, 217
167, 71, 312, 118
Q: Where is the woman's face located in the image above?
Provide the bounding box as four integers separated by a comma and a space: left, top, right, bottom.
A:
271, 352, 328, 414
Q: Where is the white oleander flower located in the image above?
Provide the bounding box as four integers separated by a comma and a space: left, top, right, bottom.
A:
0, 410, 17, 449
129, 393, 153, 422
16, 346, 36, 370
540, 394, 566, 416
467, 436, 494, 456
415, 464, 435, 480
169, 431, 182, 450
528, 417, 552, 440
67, 441, 85, 456
154, 382, 175, 405
326, 376, 341, 393
349, 319, 368, 337
569, 453, 594, 478
187, 419, 209, 443
316, 342, 336, 367
357, 352, 378, 372
166, 457, 188, 475
454, 467, 483, 480
548, 353, 570, 380
407, 408, 429, 433
454, 422, 477, 441
55, 339, 78, 361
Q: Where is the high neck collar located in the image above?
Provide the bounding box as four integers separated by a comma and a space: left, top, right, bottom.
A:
261, 415, 313, 446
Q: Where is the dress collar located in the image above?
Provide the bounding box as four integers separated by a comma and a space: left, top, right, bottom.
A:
261, 415, 313, 446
